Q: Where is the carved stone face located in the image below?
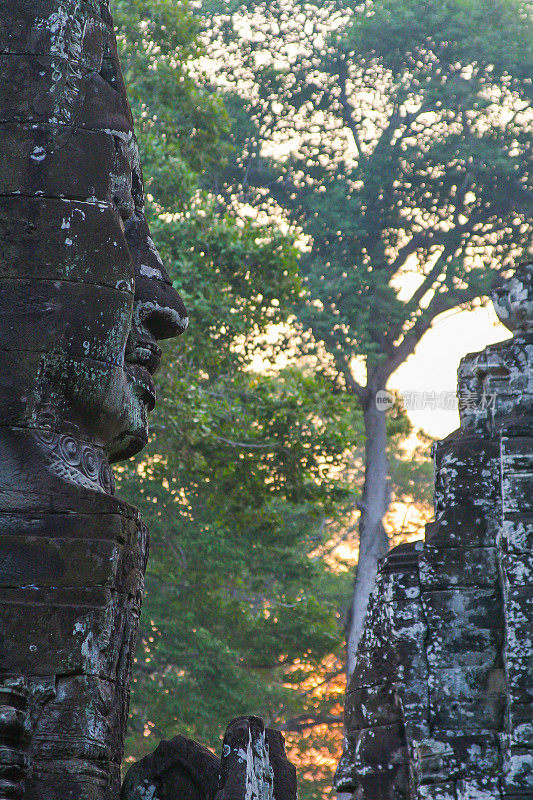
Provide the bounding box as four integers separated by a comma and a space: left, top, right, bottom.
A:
0, 6, 186, 797
0, 0, 187, 463
492, 263, 533, 334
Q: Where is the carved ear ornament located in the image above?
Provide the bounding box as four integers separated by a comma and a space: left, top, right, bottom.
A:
34, 420, 116, 494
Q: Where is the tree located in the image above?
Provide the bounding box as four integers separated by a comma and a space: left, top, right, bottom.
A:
118, 199, 363, 800
114, 3, 365, 796
114, 0, 230, 212
198, 0, 533, 677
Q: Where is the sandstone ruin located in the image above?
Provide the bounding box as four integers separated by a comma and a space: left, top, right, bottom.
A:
336, 266, 533, 799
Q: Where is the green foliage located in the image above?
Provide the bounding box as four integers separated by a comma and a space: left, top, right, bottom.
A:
148, 207, 301, 365
120, 254, 362, 757
115, 0, 229, 207
118, 185, 363, 750
114, 0, 364, 778
350, 0, 532, 89
202, 0, 532, 379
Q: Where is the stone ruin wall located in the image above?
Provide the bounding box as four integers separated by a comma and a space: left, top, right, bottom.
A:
336, 266, 533, 800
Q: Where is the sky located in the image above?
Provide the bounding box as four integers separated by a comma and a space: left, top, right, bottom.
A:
389, 303, 511, 438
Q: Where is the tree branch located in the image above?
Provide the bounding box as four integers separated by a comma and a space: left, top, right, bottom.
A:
335, 355, 367, 404
405, 233, 462, 311
389, 229, 439, 274
384, 272, 504, 379
214, 436, 277, 449
337, 58, 364, 158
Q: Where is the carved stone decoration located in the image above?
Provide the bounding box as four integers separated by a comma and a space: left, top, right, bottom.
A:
335, 265, 533, 800
0, 1, 187, 798
121, 735, 221, 800
121, 716, 298, 800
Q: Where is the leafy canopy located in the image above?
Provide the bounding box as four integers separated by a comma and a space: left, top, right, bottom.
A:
114, 2, 363, 787
203, 0, 532, 389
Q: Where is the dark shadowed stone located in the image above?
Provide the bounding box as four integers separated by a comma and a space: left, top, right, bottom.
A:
0, 125, 118, 200
121, 736, 221, 800
0, 1, 187, 797
121, 717, 297, 800
0, 198, 133, 290
266, 728, 297, 800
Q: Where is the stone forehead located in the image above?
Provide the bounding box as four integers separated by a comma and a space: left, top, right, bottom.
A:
1, 0, 133, 131
1, 0, 114, 56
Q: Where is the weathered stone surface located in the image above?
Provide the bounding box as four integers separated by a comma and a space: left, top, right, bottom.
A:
0, 279, 133, 363
336, 265, 533, 799
0, 1, 187, 797
121, 735, 220, 800
121, 717, 297, 800
0, 198, 132, 290
0, 125, 120, 201
419, 546, 498, 589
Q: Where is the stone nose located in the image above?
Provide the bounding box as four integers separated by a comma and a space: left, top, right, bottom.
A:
124, 211, 188, 342
133, 276, 188, 341
113, 191, 135, 223
111, 174, 135, 222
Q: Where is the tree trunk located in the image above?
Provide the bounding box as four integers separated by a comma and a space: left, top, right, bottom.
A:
345, 387, 390, 681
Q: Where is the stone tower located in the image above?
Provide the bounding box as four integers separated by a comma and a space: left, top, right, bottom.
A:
0, 1, 187, 797
336, 265, 532, 799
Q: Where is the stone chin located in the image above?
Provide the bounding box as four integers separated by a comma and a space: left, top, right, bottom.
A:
108, 364, 156, 462
85, 364, 155, 463
41, 355, 154, 463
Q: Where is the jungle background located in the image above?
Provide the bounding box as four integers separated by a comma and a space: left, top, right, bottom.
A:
115, 1, 532, 797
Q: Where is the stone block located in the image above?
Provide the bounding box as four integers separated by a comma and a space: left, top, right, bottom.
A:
0, 279, 133, 366
0, 511, 134, 544
501, 552, 533, 586
345, 684, 403, 730
508, 701, 533, 746
418, 782, 456, 800
500, 516, 533, 554
420, 546, 498, 590
425, 510, 493, 549
0, 197, 132, 292
351, 640, 428, 691
426, 629, 499, 669
0, 53, 132, 131
25, 759, 119, 800
501, 436, 533, 472
0, 125, 119, 202
0, 530, 146, 592
0, 586, 142, 680
456, 775, 502, 799
363, 597, 427, 646
0, 0, 105, 65
421, 588, 502, 633
502, 472, 533, 515
414, 734, 501, 782
0, 358, 148, 463
502, 746, 533, 791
